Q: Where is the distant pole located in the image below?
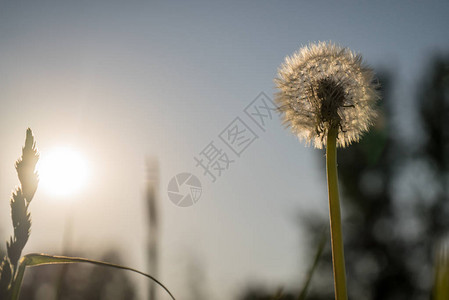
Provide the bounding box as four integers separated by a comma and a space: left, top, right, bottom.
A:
146, 158, 159, 300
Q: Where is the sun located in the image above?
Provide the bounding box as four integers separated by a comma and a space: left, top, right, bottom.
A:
37, 147, 90, 196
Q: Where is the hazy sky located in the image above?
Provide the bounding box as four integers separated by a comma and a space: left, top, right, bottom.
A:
1, 1, 449, 299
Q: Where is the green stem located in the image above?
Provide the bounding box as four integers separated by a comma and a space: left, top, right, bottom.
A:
10, 259, 26, 300
326, 126, 348, 300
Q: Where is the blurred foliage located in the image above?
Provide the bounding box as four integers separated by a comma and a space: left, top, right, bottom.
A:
239, 287, 296, 300
19, 250, 136, 300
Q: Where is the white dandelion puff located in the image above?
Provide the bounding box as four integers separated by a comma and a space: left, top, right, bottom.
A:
274, 41, 379, 148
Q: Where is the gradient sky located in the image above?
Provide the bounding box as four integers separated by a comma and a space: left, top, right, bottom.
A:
1, 1, 449, 299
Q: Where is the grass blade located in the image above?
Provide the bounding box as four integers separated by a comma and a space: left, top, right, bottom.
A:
9, 259, 26, 300
298, 229, 327, 300
11, 253, 176, 300
433, 245, 449, 300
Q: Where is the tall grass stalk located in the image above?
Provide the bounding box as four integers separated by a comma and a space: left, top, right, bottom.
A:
0, 128, 38, 299
146, 158, 160, 300
0, 129, 176, 300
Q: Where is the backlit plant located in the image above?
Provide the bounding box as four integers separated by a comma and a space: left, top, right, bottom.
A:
0, 129, 175, 300
275, 41, 379, 300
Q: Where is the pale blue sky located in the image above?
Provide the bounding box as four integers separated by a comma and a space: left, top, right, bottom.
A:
1, 1, 449, 299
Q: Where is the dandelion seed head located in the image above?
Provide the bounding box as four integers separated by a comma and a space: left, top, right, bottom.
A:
275, 41, 379, 148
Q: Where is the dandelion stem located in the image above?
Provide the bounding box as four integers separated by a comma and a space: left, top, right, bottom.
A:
326, 126, 348, 300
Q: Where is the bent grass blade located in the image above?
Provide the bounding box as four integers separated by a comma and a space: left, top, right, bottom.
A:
298, 229, 327, 300
11, 253, 176, 300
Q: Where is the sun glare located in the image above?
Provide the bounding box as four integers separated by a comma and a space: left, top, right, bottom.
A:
37, 147, 90, 196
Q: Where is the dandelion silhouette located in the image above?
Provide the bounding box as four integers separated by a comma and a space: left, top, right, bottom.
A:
275, 42, 379, 300
275, 42, 378, 148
